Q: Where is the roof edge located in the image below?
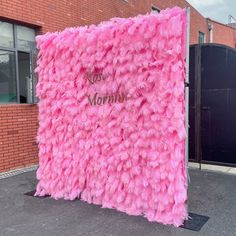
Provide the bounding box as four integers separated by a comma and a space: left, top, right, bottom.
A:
207, 17, 236, 30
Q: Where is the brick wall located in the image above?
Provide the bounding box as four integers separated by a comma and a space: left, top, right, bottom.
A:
0, 105, 38, 172
0, 0, 235, 172
208, 19, 236, 48
1, 0, 235, 44
152, 0, 209, 44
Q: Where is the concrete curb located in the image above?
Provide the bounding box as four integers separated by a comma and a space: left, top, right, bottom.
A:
0, 165, 38, 179
189, 162, 236, 175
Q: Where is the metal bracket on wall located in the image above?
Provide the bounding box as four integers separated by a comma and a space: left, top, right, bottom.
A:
184, 82, 190, 87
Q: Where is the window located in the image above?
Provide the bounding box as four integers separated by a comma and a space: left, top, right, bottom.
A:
0, 51, 17, 102
0, 22, 14, 48
151, 6, 160, 13
16, 25, 36, 51
199, 31, 205, 44
0, 21, 37, 104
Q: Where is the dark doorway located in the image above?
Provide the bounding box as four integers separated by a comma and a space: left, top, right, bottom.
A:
189, 44, 236, 166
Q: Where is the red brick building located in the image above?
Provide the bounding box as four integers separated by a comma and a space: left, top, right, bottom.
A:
0, 0, 236, 172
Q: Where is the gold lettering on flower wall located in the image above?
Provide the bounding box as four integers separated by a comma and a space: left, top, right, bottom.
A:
86, 71, 128, 106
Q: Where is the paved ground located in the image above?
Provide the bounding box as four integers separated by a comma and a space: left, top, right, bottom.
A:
0, 169, 235, 236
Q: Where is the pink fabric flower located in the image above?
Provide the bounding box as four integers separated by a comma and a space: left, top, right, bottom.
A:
35, 7, 187, 227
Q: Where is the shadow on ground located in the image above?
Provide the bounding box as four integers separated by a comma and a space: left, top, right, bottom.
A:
0, 169, 235, 236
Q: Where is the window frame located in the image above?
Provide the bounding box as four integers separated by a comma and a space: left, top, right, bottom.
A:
0, 49, 17, 103
0, 21, 37, 104
198, 31, 205, 44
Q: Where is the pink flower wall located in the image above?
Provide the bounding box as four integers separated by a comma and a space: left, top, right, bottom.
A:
35, 7, 188, 226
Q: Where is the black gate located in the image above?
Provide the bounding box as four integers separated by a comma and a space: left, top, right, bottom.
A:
189, 44, 236, 166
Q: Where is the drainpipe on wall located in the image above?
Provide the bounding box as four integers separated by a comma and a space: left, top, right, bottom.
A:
208, 23, 213, 43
